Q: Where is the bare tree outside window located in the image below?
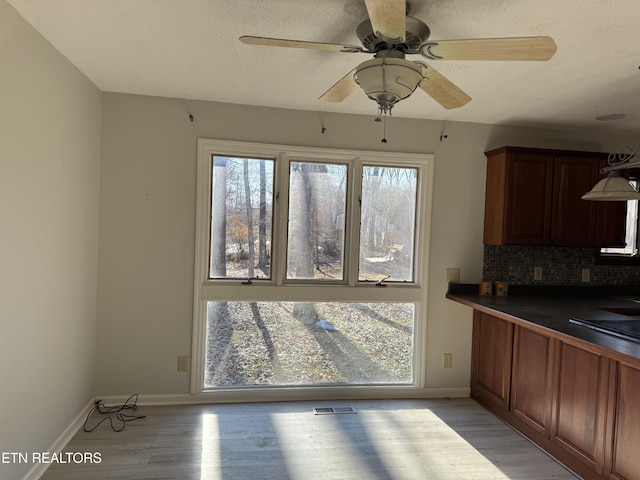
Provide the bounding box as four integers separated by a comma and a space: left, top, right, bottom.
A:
287, 161, 347, 281
359, 165, 417, 282
210, 157, 228, 277
258, 160, 270, 271
208, 156, 274, 279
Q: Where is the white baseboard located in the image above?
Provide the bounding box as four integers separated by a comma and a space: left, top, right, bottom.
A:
20, 397, 96, 480
99, 387, 470, 407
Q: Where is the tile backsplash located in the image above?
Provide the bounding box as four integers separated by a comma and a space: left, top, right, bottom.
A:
483, 245, 640, 286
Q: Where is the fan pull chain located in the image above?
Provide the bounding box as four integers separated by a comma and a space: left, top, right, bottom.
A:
382, 113, 387, 143
375, 106, 389, 143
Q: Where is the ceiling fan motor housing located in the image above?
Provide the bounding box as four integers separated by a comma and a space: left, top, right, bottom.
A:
356, 16, 430, 53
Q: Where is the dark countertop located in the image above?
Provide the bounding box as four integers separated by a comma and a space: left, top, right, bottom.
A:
446, 285, 640, 363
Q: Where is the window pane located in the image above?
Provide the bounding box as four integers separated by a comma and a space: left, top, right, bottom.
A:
209, 156, 274, 279
287, 162, 347, 280
359, 166, 417, 282
601, 180, 638, 256
204, 301, 414, 388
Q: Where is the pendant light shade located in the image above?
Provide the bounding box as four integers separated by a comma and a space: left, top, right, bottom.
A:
583, 145, 640, 201
582, 171, 640, 201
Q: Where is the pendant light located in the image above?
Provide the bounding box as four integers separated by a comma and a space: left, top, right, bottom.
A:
582, 144, 640, 201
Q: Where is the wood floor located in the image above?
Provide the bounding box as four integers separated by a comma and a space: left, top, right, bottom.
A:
40, 398, 580, 480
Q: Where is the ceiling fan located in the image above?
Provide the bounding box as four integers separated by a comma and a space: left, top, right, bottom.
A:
240, 0, 557, 117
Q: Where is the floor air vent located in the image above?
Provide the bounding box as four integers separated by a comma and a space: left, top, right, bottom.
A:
313, 406, 356, 415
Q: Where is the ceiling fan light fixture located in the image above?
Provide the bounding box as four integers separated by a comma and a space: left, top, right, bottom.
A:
354, 57, 423, 113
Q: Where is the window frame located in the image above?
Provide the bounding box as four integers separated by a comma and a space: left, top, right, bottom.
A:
357, 162, 420, 284
596, 177, 640, 265
207, 154, 277, 281
282, 155, 352, 285
191, 138, 434, 395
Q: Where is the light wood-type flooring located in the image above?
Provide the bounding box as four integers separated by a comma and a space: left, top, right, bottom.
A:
40, 398, 579, 480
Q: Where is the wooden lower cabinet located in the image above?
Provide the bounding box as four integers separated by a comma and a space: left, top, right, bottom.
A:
511, 325, 554, 435
551, 342, 611, 476
471, 311, 640, 480
609, 362, 640, 480
470, 311, 512, 412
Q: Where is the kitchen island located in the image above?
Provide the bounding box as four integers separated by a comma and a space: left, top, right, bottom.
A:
447, 286, 640, 480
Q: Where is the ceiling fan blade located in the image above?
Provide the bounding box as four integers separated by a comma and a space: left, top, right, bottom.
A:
364, 0, 406, 43
420, 36, 557, 61
319, 69, 358, 103
240, 35, 363, 53
418, 64, 471, 109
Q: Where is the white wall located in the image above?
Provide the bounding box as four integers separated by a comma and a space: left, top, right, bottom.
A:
97, 92, 636, 396
2, 1, 638, 478
0, 2, 101, 479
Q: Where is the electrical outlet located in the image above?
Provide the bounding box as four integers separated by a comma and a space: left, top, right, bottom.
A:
446, 268, 460, 284
177, 355, 189, 372
534, 266, 543, 281
443, 353, 453, 368
582, 268, 591, 283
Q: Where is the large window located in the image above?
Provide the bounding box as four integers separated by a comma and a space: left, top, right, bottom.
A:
192, 139, 433, 396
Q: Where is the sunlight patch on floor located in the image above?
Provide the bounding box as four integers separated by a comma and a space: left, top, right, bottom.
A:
272, 413, 377, 479
359, 409, 512, 479
200, 413, 222, 480
193, 402, 576, 480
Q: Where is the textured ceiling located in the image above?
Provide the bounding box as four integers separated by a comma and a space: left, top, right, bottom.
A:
7, 0, 640, 135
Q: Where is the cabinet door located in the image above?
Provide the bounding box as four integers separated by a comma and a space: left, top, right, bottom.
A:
551, 342, 610, 474
596, 202, 627, 248
511, 326, 553, 435
551, 156, 600, 246
503, 152, 554, 245
471, 311, 513, 411
609, 362, 640, 480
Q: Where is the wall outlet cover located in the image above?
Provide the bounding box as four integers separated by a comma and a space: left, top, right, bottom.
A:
446, 268, 460, 283
534, 266, 543, 281
177, 355, 189, 372
443, 353, 453, 368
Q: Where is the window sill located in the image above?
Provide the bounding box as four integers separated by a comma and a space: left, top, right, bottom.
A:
595, 252, 640, 266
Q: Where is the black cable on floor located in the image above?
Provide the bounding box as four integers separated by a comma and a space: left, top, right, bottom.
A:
83, 393, 146, 433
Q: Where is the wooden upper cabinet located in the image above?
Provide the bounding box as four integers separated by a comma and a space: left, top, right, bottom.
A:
484, 146, 625, 247
551, 155, 599, 246
597, 201, 627, 248
484, 148, 553, 245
